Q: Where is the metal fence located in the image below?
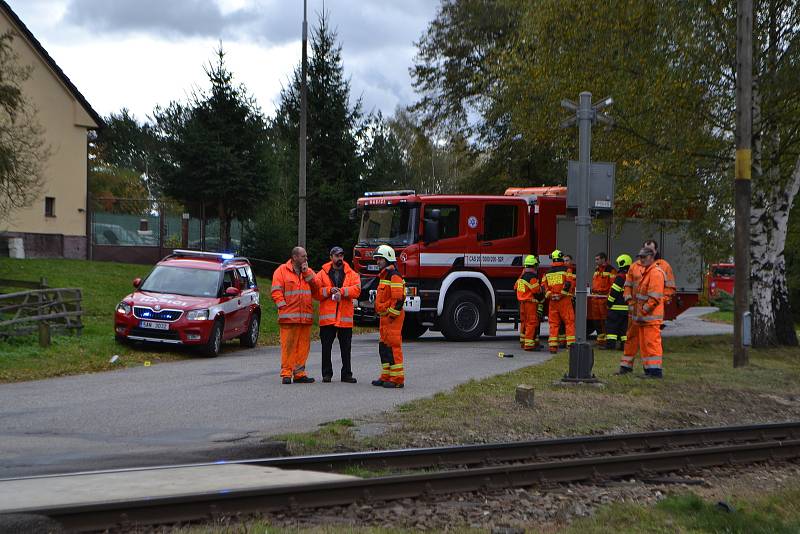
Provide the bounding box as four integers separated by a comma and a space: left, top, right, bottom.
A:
89, 197, 243, 264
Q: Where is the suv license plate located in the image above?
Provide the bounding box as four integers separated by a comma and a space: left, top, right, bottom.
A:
140, 320, 169, 330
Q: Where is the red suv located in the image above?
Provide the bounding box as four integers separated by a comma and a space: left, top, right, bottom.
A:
114, 250, 261, 357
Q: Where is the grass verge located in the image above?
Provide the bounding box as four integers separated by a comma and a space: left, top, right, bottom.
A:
565, 486, 800, 533
701, 310, 734, 324
0, 258, 372, 383
277, 335, 800, 455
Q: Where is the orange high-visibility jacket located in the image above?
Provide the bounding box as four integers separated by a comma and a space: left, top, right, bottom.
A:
314, 261, 361, 328
375, 267, 405, 319
541, 262, 575, 300
623, 260, 645, 302
656, 258, 676, 300
516, 269, 541, 302
624, 257, 675, 302
271, 260, 317, 325
632, 263, 667, 325
591, 264, 616, 295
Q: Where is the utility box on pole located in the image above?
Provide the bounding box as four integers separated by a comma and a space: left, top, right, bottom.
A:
567, 161, 615, 215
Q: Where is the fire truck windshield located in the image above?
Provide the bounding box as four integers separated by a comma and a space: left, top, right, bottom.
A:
357, 205, 418, 247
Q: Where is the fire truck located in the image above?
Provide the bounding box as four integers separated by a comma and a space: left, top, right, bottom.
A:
352, 187, 702, 341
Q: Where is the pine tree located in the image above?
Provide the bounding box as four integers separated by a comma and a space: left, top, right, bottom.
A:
266, 13, 365, 265
152, 46, 269, 250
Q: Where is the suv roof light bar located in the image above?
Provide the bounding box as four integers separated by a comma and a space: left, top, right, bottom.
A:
169, 250, 243, 262
363, 190, 416, 197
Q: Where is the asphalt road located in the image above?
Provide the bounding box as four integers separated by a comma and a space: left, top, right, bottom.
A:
0, 308, 731, 478
0, 327, 548, 477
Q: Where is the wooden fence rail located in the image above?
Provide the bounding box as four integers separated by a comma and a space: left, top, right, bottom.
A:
0, 286, 83, 343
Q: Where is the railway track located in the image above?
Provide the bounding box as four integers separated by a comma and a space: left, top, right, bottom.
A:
8, 422, 800, 532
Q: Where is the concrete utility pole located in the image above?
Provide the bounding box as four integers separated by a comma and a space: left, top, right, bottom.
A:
298, 0, 308, 248
560, 92, 613, 383
734, 0, 752, 367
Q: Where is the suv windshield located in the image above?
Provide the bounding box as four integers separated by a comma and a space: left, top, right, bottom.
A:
357, 206, 418, 247
140, 266, 221, 297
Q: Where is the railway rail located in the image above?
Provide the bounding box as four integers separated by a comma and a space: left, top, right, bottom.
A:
7, 422, 800, 532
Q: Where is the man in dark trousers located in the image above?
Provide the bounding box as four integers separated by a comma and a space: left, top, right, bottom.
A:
314, 246, 361, 383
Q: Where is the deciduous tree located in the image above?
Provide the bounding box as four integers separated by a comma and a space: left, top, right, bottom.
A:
0, 32, 49, 224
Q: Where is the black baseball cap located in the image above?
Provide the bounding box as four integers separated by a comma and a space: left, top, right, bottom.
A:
329, 246, 344, 255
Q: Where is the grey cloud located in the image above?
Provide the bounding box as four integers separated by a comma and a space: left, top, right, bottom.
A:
64, 0, 436, 50
64, 0, 295, 43
62, 0, 437, 115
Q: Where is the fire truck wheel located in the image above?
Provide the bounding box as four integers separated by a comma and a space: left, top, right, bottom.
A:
441, 290, 488, 341
402, 317, 428, 340
240, 311, 260, 347
203, 319, 224, 357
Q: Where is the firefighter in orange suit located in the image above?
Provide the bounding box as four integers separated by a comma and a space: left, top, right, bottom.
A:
271, 246, 317, 384
314, 246, 361, 383
588, 252, 616, 346
644, 239, 676, 302
558, 253, 576, 347
371, 244, 406, 388
516, 255, 542, 351
618, 247, 666, 377
622, 240, 674, 369
541, 249, 576, 353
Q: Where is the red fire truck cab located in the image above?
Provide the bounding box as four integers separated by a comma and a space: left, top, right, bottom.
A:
352, 188, 701, 341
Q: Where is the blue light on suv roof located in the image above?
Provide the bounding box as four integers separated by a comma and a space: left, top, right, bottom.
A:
221, 253, 234, 260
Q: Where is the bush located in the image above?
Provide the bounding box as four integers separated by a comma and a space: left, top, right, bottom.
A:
711, 290, 734, 312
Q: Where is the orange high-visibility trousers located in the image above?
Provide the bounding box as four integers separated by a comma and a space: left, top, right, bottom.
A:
379, 313, 404, 385
280, 324, 311, 379
620, 320, 639, 369
520, 301, 540, 350
519, 303, 526, 348
547, 297, 575, 350
638, 323, 663, 372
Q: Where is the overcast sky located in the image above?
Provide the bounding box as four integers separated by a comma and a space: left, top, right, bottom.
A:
9, 0, 438, 123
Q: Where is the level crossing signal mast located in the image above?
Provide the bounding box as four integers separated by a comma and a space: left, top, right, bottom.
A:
560, 92, 613, 383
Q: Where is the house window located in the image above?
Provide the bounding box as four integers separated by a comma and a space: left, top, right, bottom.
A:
45, 197, 55, 217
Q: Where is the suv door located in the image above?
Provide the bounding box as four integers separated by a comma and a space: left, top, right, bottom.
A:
220, 269, 245, 336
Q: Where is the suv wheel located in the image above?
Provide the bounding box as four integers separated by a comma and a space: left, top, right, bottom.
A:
441, 290, 487, 341
240, 312, 260, 347
204, 319, 223, 357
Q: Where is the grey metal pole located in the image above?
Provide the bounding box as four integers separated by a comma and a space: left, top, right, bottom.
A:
298, 0, 308, 248
575, 91, 592, 344
733, 0, 751, 367
563, 91, 596, 382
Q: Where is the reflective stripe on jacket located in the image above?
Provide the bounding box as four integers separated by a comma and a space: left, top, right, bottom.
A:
271, 260, 316, 325
375, 267, 405, 318
607, 267, 629, 311
632, 263, 667, 325
516, 269, 541, 302
541, 262, 575, 300
591, 264, 616, 295
315, 260, 361, 328
656, 258, 676, 300
623, 260, 645, 303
